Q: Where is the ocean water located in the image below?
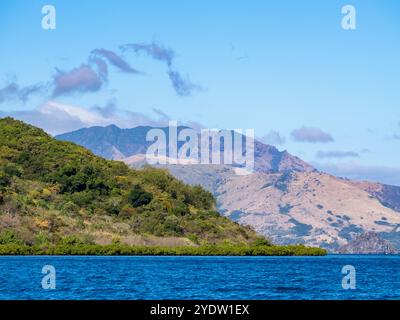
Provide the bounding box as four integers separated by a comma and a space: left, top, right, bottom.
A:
0, 255, 399, 300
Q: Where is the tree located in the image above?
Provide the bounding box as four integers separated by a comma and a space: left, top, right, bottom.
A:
128, 185, 153, 207
0, 171, 10, 189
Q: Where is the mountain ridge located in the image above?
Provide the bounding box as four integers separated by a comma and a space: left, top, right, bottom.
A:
56, 124, 315, 173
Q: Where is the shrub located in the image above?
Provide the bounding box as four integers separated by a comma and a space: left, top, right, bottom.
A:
128, 185, 153, 207
171, 203, 188, 216
34, 232, 51, 245
163, 215, 183, 235
0, 171, 11, 189
61, 201, 80, 216
119, 205, 136, 218
59, 235, 89, 246
102, 198, 122, 215
252, 237, 271, 246
0, 230, 23, 245
187, 234, 199, 244
2, 164, 22, 177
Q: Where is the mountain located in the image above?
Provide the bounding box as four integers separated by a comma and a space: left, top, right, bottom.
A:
0, 118, 261, 247
56, 124, 400, 251
55, 125, 155, 160
338, 232, 399, 254
212, 169, 400, 250
127, 162, 400, 251
56, 125, 314, 173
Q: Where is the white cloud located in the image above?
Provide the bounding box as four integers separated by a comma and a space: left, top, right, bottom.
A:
4, 101, 205, 136
41, 101, 111, 126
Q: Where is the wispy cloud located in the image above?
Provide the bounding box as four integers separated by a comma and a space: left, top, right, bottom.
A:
122, 42, 175, 67
151, 108, 170, 122
1, 41, 201, 102
291, 126, 334, 143
91, 48, 140, 73
90, 57, 108, 80
316, 150, 359, 159
0, 82, 44, 103
167, 70, 200, 96
122, 41, 201, 96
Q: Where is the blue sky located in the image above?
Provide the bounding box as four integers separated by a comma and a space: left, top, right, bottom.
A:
1, 0, 400, 185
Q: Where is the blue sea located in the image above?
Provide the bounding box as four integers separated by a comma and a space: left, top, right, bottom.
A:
0, 255, 399, 300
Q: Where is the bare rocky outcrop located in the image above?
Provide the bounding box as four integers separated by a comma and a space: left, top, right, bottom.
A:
338, 232, 399, 254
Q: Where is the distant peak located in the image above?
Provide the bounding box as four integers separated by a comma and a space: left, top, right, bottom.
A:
105, 124, 120, 129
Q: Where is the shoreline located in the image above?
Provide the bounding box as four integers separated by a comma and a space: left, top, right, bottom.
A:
0, 244, 327, 256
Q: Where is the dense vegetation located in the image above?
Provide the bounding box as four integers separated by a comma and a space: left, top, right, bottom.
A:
0, 243, 326, 256
0, 118, 326, 256
0, 118, 260, 246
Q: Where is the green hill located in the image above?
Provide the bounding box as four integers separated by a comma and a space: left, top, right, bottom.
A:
0, 117, 326, 256
0, 117, 263, 246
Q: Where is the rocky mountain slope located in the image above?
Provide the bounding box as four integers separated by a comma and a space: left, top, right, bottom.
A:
338, 232, 399, 254
214, 169, 400, 250
56, 124, 400, 251
124, 161, 400, 251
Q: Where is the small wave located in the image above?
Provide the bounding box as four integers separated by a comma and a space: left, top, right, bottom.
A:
274, 286, 306, 292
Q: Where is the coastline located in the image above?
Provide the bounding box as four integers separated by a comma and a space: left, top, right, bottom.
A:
0, 244, 327, 256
